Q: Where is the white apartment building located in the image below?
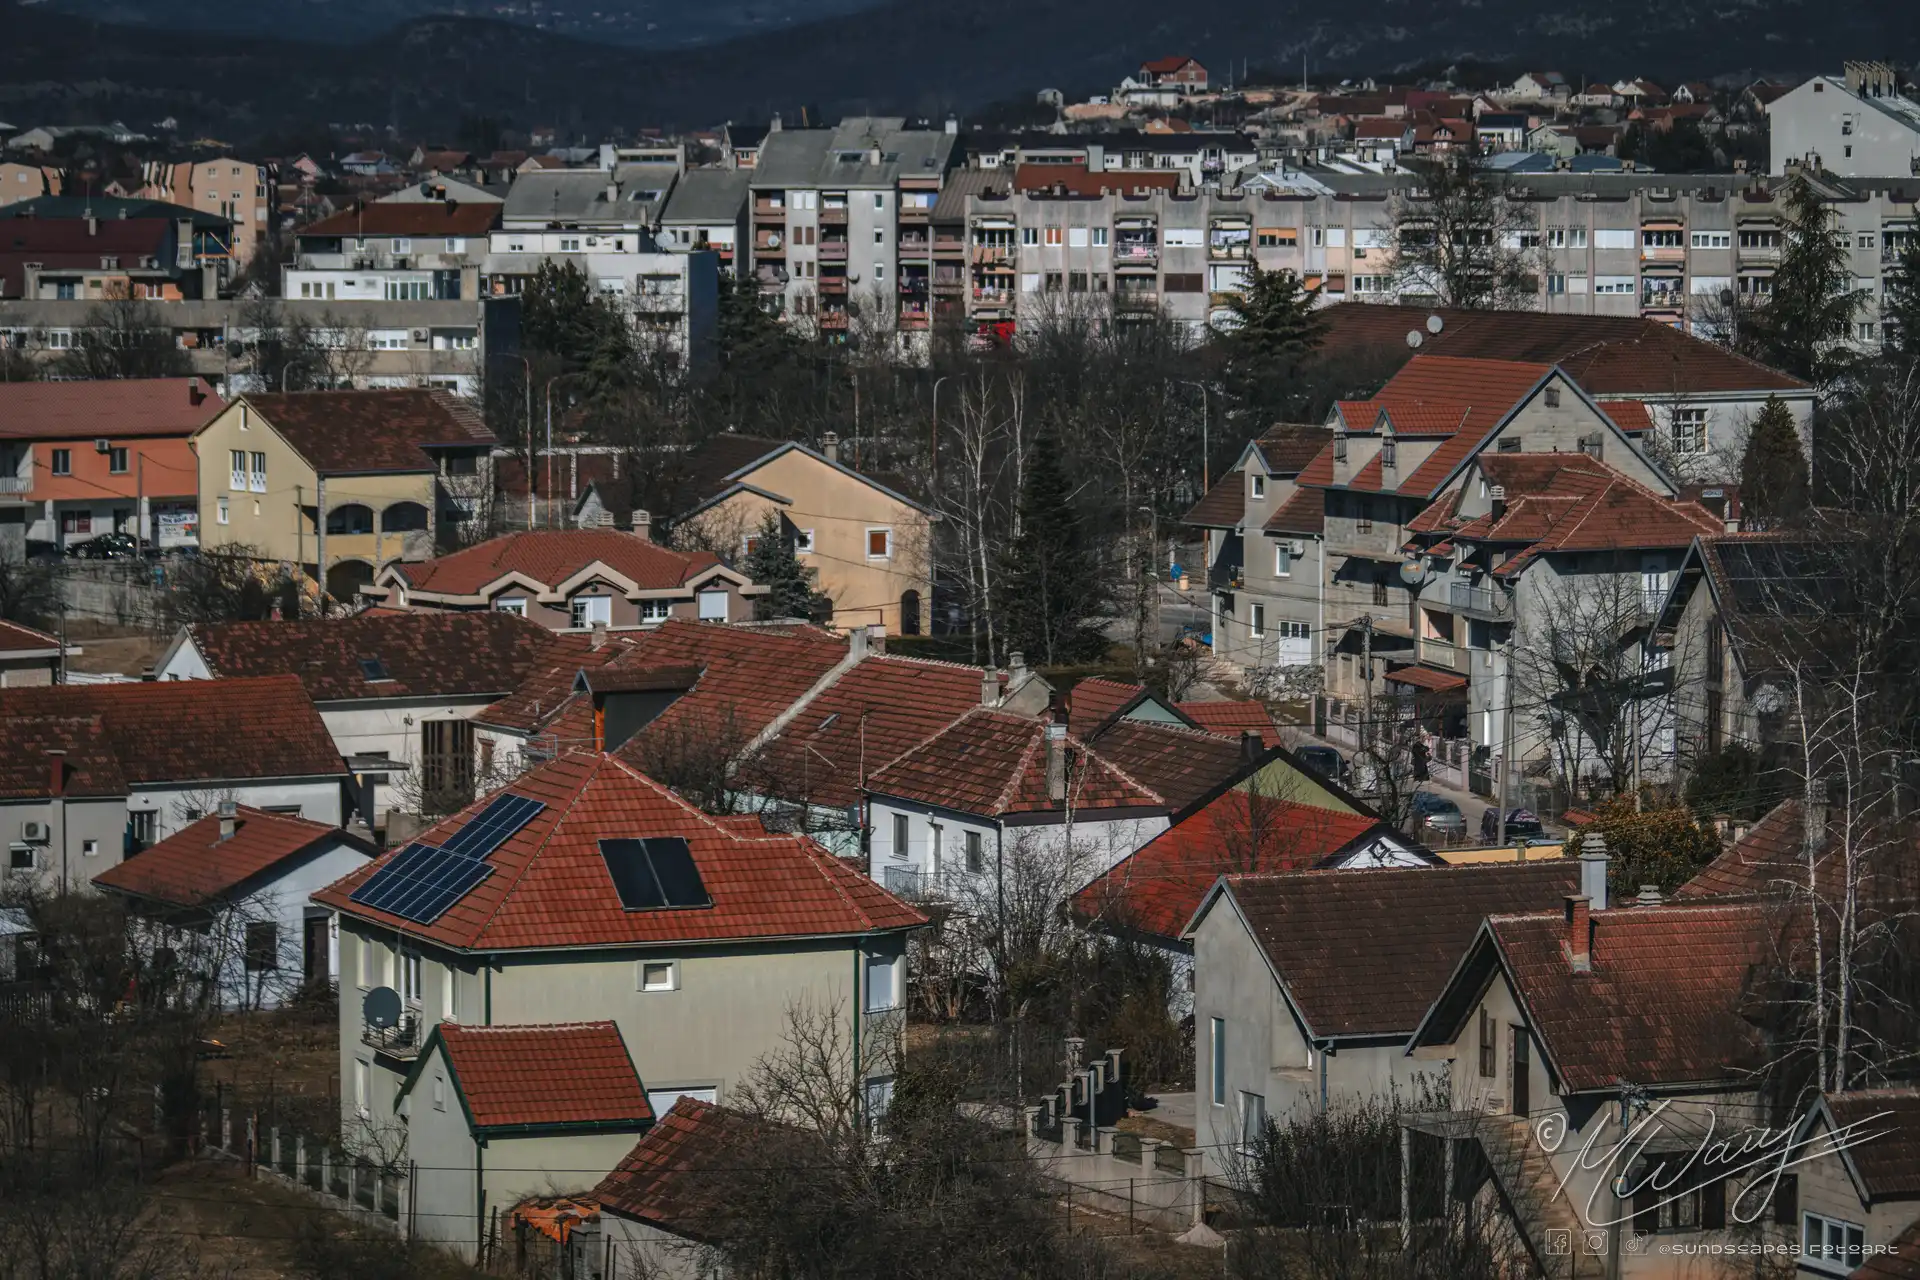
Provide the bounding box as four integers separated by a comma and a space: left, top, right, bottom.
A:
1767, 62, 1920, 177
284, 199, 497, 304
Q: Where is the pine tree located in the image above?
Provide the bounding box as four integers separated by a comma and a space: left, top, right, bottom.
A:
998, 430, 1110, 667
1750, 174, 1861, 385
742, 511, 827, 622
1213, 263, 1325, 424
1739, 395, 1810, 529
520, 260, 602, 359
1882, 236, 1920, 359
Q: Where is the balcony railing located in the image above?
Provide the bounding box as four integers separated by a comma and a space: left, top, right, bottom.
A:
1209, 561, 1245, 591
934, 235, 965, 254
1113, 244, 1159, 264
1419, 636, 1462, 670
820, 208, 849, 226
1448, 582, 1511, 618
972, 288, 1013, 308
817, 242, 849, 262
932, 276, 964, 294
361, 1013, 422, 1059
899, 236, 931, 254
899, 205, 931, 221
818, 276, 848, 295
819, 312, 850, 331
0, 477, 30, 495
971, 245, 1014, 264
753, 199, 786, 217
1114, 290, 1160, 312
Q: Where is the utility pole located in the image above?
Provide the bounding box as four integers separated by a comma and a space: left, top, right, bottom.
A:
930, 374, 949, 488
1498, 637, 1514, 846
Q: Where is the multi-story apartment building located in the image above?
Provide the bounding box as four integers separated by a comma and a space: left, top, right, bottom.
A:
744, 118, 959, 341
1767, 62, 1920, 177
138, 157, 276, 264
657, 169, 750, 276
284, 199, 499, 303
969, 130, 1260, 190
0, 196, 234, 301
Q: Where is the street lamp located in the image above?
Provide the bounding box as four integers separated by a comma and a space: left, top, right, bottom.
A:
930, 374, 950, 485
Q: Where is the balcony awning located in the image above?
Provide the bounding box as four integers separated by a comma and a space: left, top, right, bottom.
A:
1385, 664, 1468, 693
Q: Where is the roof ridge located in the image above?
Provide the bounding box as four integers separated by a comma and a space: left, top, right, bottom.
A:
1073, 734, 1168, 808
447, 1018, 618, 1034
993, 723, 1048, 813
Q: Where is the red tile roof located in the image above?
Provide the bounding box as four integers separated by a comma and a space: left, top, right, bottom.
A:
1254, 425, 1336, 475
0, 715, 124, 798
300, 201, 501, 238
0, 676, 343, 787
391, 531, 725, 596
1073, 793, 1398, 942
0, 619, 65, 655
428, 1022, 652, 1130
1012, 165, 1182, 197
1486, 901, 1775, 1093
1174, 700, 1281, 746
1677, 799, 1920, 905
1066, 677, 1149, 736
236, 390, 495, 474
1314, 303, 1806, 395
1263, 487, 1325, 536
188, 611, 554, 701
1221, 861, 1581, 1037
596, 1098, 775, 1239
1384, 665, 1467, 692
1083, 718, 1254, 811
865, 709, 1168, 817
1856, 1219, 1920, 1280
94, 806, 371, 907
1820, 1090, 1920, 1202
1141, 55, 1202, 75
315, 753, 925, 951
1181, 471, 1246, 528
0, 378, 222, 441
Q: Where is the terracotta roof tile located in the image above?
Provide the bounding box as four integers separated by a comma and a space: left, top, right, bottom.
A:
0, 619, 65, 654
1175, 700, 1281, 746
596, 1098, 775, 1239
1012, 165, 1181, 196
1066, 678, 1148, 736
1855, 1219, 1920, 1280
94, 806, 371, 907
0, 676, 343, 787
190, 611, 554, 701
392, 531, 724, 596
1083, 719, 1252, 812
431, 1021, 652, 1129
236, 390, 494, 474
1226, 861, 1581, 1036
315, 753, 925, 951
1253, 425, 1336, 475
865, 709, 1168, 817
1181, 471, 1246, 528
1822, 1090, 1920, 1201
0, 715, 125, 798
1073, 793, 1399, 942
0, 377, 222, 441
1263, 487, 1325, 536
300, 201, 501, 238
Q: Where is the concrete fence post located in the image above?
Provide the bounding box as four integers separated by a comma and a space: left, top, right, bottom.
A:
346, 1160, 358, 1215
296, 1134, 307, 1185
1183, 1148, 1207, 1227
271, 1126, 282, 1173
1139, 1136, 1166, 1173
1062, 1117, 1084, 1152
1096, 1125, 1118, 1156
220, 1108, 231, 1151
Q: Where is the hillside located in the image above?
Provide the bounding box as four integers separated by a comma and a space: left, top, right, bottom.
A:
2, 0, 1918, 139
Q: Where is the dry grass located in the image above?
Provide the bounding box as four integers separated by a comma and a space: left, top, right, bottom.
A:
63, 627, 171, 676
1116, 1111, 1196, 1149
200, 1002, 342, 1139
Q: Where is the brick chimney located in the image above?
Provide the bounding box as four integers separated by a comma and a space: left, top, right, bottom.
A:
1240, 729, 1262, 763
218, 799, 237, 841
1045, 709, 1068, 804
47, 749, 66, 798
187, 376, 206, 406
1578, 832, 1608, 910
1565, 895, 1592, 971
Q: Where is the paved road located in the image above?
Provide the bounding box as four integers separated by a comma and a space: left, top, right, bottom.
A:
1280, 725, 1559, 846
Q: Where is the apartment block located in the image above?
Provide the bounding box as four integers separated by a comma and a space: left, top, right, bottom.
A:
137, 157, 276, 264
1767, 63, 1920, 177
286, 199, 498, 304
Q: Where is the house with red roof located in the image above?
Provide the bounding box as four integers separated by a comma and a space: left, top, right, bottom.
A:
397, 1021, 656, 1260
1188, 858, 1578, 1174
594, 1095, 774, 1278
1405, 878, 1792, 1275
0, 619, 80, 687
1788, 1089, 1920, 1280
314, 752, 924, 1167
0, 376, 221, 556
94, 803, 373, 1006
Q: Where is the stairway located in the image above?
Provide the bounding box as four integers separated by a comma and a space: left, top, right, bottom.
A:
1473, 1115, 1592, 1279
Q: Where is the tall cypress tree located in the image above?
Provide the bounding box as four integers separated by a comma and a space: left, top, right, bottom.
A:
999, 430, 1110, 667
1751, 174, 1861, 385
1739, 395, 1810, 530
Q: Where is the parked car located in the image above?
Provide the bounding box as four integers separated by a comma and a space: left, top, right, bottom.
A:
65, 532, 140, 560
1479, 806, 1548, 841
1297, 745, 1349, 785
1409, 790, 1467, 837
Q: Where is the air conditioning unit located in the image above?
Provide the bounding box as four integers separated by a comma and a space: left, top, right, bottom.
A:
20, 821, 48, 844
95, 439, 112, 453
412, 328, 429, 342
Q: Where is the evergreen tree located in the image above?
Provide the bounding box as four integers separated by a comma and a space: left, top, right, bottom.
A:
1882, 235, 1920, 359
1213, 263, 1326, 424
1750, 174, 1861, 385
742, 511, 828, 622
998, 429, 1111, 666
519, 260, 603, 358
1738, 395, 1809, 529
716, 273, 799, 374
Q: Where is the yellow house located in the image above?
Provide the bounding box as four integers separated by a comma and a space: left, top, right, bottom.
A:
615, 433, 932, 636
191, 389, 496, 602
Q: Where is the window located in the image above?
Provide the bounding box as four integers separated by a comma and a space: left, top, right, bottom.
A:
866, 527, 893, 559
1642, 229, 1684, 249
639, 960, 678, 992
354, 1060, 370, 1117
873, 263, 885, 282
1544, 386, 1561, 408
1352, 274, 1391, 294
1691, 230, 1731, 249
249, 452, 266, 492
640, 600, 672, 621
865, 953, 899, 1012
384, 278, 429, 301
1238, 1091, 1267, 1150
1093, 227, 1108, 247
51, 449, 70, 477
1022, 227, 1038, 246
82, 838, 98, 857
400, 950, 422, 1002
244, 922, 278, 972
1498, 437, 1523, 454
1257, 228, 1297, 248
873, 228, 884, 245
571, 595, 613, 628
1548, 272, 1568, 295
1274, 544, 1291, 577
107, 446, 128, 474
60, 511, 91, 536
1249, 474, 1265, 499
1857, 321, 1878, 342
1067, 227, 1088, 248
1044, 226, 1063, 246
1250, 604, 1266, 637
1333, 435, 1347, 463
432, 1075, 446, 1111
864, 1076, 894, 1120
1478, 1008, 1497, 1076
1355, 511, 1373, 535
873, 193, 884, 210
1546, 226, 1587, 249
129, 810, 156, 850
1671, 408, 1708, 455
1209, 1018, 1226, 1104
1595, 228, 1635, 250
1380, 439, 1397, 468
891, 812, 910, 860
494, 597, 526, 616
964, 829, 984, 873
697, 590, 728, 621
1594, 276, 1636, 294
420, 718, 475, 811
1044, 271, 1063, 292
217, 497, 229, 525
10, 845, 34, 871
229, 449, 246, 490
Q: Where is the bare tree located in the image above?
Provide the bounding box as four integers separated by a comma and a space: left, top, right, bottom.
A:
1389, 150, 1542, 310
53, 287, 192, 381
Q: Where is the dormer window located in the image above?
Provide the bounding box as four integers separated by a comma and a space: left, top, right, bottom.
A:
1249, 474, 1266, 499
1380, 439, 1397, 469
1334, 435, 1348, 463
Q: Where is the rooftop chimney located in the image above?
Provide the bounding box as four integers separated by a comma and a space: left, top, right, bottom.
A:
1009, 651, 1028, 685
1240, 729, 1262, 763
980, 669, 1000, 708
47, 749, 66, 798
218, 799, 237, 841
1636, 884, 1662, 906
1578, 832, 1608, 910
1565, 894, 1592, 971
590, 618, 609, 650
187, 376, 205, 406
631, 509, 652, 542
821, 431, 841, 463
1045, 711, 1069, 804
1489, 484, 1508, 522
849, 626, 870, 661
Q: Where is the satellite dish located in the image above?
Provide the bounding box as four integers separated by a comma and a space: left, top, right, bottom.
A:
1399, 556, 1430, 586
1406, 329, 1425, 348
364, 986, 402, 1030
1426, 314, 1444, 334
766, 233, 781, 248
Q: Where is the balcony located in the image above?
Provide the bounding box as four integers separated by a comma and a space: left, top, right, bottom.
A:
817, 241, 849, 262
932, 276, 964, 295
1736, 241, 1781, 265
1448, 582, 1512, 619
900, 308, 931, 329
971, 244, 1013, 265
818, 276, 848, 296
1640, 243, 1686, 263
934, 235, 965, 255
1113, 242, 1159, 266
1419, 636, 1462, 670
820, 207, 849, 226
1326, 523, 1405, 559
899, 205, 931, 223
971, 287, 1013, 309
631, 290, 684, 313
0, 476, 30, 495
899, 235, 931, 254
1208, 560, 1245, 592
1114, 290, 1160, 312
819, 312, 850, 331
362, 1013, 422, 1060
753, 198, 786, 218
754, 235, 786, 257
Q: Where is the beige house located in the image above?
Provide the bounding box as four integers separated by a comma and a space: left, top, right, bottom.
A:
138, 157, 274, 264
659, 434, 933, 636
0, 162, 51, 208
190, 389, 495, 602
1788, 1090, 1920, 1276
312, 752, 924, 1219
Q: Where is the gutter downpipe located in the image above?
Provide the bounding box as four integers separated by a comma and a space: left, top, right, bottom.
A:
852, 946, 862, 1125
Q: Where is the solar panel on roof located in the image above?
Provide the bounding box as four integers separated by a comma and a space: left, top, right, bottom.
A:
440, 793, 546, 860
351, 842, 495, 924
598, 837, 712, 911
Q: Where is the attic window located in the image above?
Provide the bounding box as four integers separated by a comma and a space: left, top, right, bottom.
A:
1380, 440, 1397, 469
359, 657, 392, 682
1544, 386, 1561, 408
1334, 435, 1348, 463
